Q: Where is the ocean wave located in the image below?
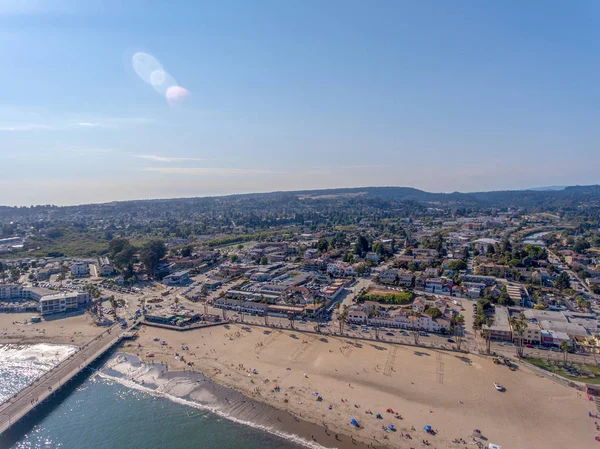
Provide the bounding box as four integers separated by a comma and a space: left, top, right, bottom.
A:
95, 371, 331, 449
0, 343, 78, 404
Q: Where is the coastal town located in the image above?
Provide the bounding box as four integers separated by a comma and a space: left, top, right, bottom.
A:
1, 188, 600, 448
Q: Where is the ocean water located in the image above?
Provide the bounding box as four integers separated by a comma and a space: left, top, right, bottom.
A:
6, 379, 304, 449
0, 344, 77, 403
0, 347, 311, 449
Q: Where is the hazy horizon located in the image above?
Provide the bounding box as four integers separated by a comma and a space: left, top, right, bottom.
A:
2, 1, 599, 206
0, 183, 592, 208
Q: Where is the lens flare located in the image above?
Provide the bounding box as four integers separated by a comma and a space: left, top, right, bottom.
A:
131, 51, 189, 107
166, 86, 190, 107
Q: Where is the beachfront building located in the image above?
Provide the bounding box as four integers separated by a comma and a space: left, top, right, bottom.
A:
347, 305, 451, 333
0, 284, 91, 315
0, 283, 22, 300
483, 306, 513, 341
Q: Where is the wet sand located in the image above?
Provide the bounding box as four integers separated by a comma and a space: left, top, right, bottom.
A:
102, 353, 373, 449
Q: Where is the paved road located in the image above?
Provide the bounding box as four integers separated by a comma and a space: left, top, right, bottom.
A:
0, 325, 124, 435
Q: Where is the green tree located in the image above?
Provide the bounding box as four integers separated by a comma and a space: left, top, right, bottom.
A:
230, 254, 239, 263
573, 239, 590, 254
554, 272, 571, 290
139, 239, 167, 276
447, 260, 467, 271
424, 307, 442, 320
355, 235, 370, 255
259, 256, 269, 265
317, 238, 329, 253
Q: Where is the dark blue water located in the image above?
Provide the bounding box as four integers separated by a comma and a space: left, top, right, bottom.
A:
5, 377, 304, 449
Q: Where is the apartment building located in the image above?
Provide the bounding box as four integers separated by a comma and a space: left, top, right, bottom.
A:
70, 262, 89, 277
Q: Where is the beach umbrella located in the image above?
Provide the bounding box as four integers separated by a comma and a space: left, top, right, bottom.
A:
387, 424, 395, 430
424, 425, 432, 432
350, 418, 359, 427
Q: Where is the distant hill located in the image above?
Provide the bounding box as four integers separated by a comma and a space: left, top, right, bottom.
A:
528, 186, 567, 191
1, 185, 599, 216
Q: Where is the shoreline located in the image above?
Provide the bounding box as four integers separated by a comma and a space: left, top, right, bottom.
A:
101, 352, 374, 449
120, 322, 596, 449
1, 312, 597, 449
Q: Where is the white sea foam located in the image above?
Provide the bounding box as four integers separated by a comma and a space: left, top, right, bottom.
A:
95, 370, 331, 449
0, 344, 77, 403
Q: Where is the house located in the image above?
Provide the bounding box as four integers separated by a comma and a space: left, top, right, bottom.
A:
462, 282, 486, 297
303, 259, 326, 272
327, 263, 355, 277
70, 262, 89, 277
379, 270, 398, 284
424, 278, 452, 295
565, 254, 591, 266
348, 309, 368, 324
94, 257, 114, 277
366, 252, 381, 262
397, 272, 414, 287
163, 270, 191, 286
477, 264, 507, 277
472, 238, 499, 254
586, 277, 600, 287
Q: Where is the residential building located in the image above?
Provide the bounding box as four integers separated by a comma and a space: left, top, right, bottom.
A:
70, 262, 89, 277
163, 270, 191, 286
94, 257, 114, 277
482, 306, 512, 341
379, 270, 398, 284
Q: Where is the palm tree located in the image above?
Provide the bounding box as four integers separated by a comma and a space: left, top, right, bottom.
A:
452, 314, 465, 350
312, 298, 322, 333
560, 341, 570, 364
509, 313, 527, 357
339, 304, 349, 335
288, 298, 297, 329
482, 317, 494, 354
369, 308, 381, 339
334, 302, 341, 333
413, 330, 420, 345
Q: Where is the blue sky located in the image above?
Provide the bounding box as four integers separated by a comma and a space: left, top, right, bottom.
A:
1, 0, 599, 205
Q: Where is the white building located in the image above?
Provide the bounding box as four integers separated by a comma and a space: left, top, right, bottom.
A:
0, 284, 90, 315
70, 262, 89, 277
93, 257, 114, 277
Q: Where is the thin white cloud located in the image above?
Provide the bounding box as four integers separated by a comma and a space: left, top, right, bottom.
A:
76, 122, 102, 127
0, 124, 53, 132
0, 117, 154, 132
143, 167, 274, 175
134, 154, 206, 162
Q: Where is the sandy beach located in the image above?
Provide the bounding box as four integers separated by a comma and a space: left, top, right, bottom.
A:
0, 312, 104, 346
1, 313, 596, 448
118, 322, 597, 449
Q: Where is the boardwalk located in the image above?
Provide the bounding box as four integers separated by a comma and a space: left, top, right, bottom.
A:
0, 325, 130, 435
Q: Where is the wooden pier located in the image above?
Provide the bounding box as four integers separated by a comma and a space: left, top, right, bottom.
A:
0, 325, 135, 435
